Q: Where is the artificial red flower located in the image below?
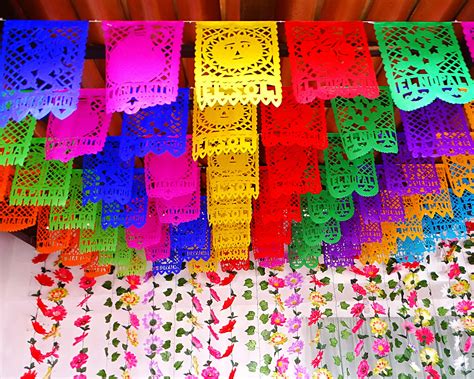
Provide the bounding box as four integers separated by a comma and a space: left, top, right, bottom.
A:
47, 305, 67, 322
352, 283, 367, 296
35, 273, 54, 287
229, 367, 237, 379
31, 254, 48, 264
219, 319, 236, 334
403, 262, 420, 269
310, 276, 327, 287
30, 345, 45, 363
125, 275, 141, 290
222, 295, 236, 310
363, 265, 379, 278
207, 272, 221, 284
350, 266, 366, 276
78, 276, 96, 290
415, 327, 435, 345
425, 365, 440, 379
210, 288, 221, 302
308, 309, 322, 326
311, 350, 324, 368
448, 263, 461, 279
222, 344, 234, 358
20, 370, 37, 379
54, 267, 73, 283
36, 297, 49, 316
31, 320, 47, 335
74, 315, 91, 328
220, 272, 236, 286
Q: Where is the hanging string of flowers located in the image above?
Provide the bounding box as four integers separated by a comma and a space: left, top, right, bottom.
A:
142, 271, 165, 378
97, 277, 116, 378
70, 275, 96, 377
186, 272, 204, 379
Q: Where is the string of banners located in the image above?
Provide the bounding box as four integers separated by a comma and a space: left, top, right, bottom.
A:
0, 20, 473, 275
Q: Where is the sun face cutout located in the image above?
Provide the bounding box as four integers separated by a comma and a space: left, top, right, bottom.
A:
203, 103, 245, 125
211, 35, 263, 70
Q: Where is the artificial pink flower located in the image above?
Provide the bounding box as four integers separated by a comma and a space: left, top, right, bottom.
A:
73, 333, 88, 346
202, 366, 219, 379
372, 338, 390, 357
351, 303, 365, 317
268, 276, 285, 289
192, 296, 203, 313
372, 302, 386, 315
192, 336, 203, 350
464, 336, 472, 353
448, 263, 461, 279
352, 283, 367, 296
415, 327, 434, 345
210, 309, 220, 324
352, 318, 365, 334
74, 315, 91, 328
47, 305, 67, 322
407, 290, 417, 308
276, 356, 289, 374
208, 325, 219, 340
210, 288, 221, 302
401, 321, 416, 334
124, 351, 137, 368
208, 345, 222, 359
271, 312, 286, 326
129, 313, 140, 329
308, 309, 322, 326
363, 265, 379, 278
70, 352, 88, 369
425, 365, 440, 379
78, 276, 96, 290
73, 375, 87, 379
456, 300, 473, 315
311, 350, 324, 368
354, 340, 364, 357
77, 294, 92, 308
357, 359, 369, 379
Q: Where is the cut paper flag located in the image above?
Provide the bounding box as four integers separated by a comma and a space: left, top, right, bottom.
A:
155, 191, 201, 225
266, 145, 321, 198
285, 21, 379, 103
194, 21, 282, 109
170, 197, 211, 262
10, 138, 72, 206
462, 22, 474, 61
442, 154, 474, 197
0, 116, 36, 166
98, 229, 133, 266
83, 137, 134, 205
0, 20, 88, 124
207, 151, 259, 200
103, 21, 184, 113
192, 102, 258, 160
80, 208, 118, 253
36, 207, 71, 254
207, 191, 252, 225
126, 200, 162, 250
331, 86, 398, 160
0, 167, 38, 232
144, 137, 199, 200
101, 169, 147, 229
60, 230, 92, 267
46, 89, 111, 163
116, 251, 147, 277
400, 99, 474, 158
49, 170, 98, 231
120, 88, 189, 160
382, 133, 440, 196
324, 133, 378, 198
152, 248, 185, 275
144, 225, 170, 262
374, 22, 474, 110
260, 87, 327, 149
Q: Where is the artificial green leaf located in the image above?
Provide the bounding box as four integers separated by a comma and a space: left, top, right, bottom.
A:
247, 361, 257, 372
177, 278, 187, 286
161, 351, 171, 362
263, 354, 272, 365
163, 322, 172, 332
337, 283, 344, 293
245, 311, 255, 320
242, 290, 253, 300
327, 323, 336, 333
244, 278, 254, 288
259, 314, 269, 324
437, 307, 449, 317
346, 352, 355, 362
340, 301, 349, 310
259, 300, 269, 311
246, 340, 257, 351
260, 366, 270, 376
176, 311, 186, 321
102, 281, 112, 290
163, 301, 173, 311
245, 326, 256, 335
330, 337, 338, 347
259, 281, 268, 290
174, 361, 183, 370
111, 352, 120, 362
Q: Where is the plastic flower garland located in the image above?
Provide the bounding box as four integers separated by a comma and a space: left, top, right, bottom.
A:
70, 275, 96, 377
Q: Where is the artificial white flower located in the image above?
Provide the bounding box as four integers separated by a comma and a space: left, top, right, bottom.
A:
453, 355, 469, 371
454, 336, 461, 352
440, 284, 450, 299
450, 319, 464, 332
409, 362, 421, 373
